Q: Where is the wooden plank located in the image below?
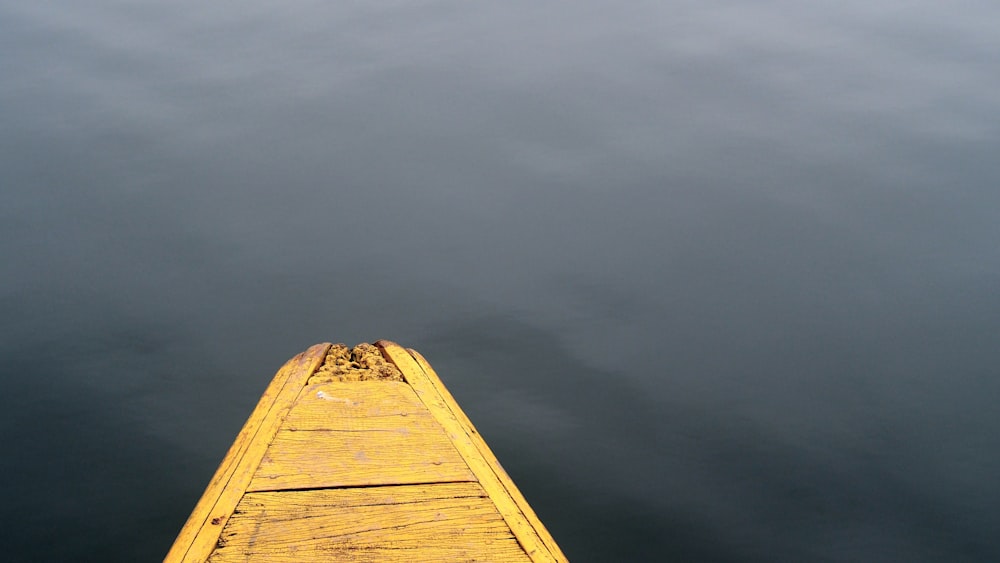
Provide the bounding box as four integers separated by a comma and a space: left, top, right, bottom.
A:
283, 380, 443, 427
164, 343, 331, 563
169, 342, 566, 562
208, 483, 531, 563
248, 382, 476, 491
377, 341, 568, 563
407, 345, 565, 559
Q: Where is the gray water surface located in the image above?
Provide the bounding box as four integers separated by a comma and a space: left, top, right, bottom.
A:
3, 2, 999, 561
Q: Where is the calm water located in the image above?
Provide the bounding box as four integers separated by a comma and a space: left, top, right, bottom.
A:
3, 2, 999, 561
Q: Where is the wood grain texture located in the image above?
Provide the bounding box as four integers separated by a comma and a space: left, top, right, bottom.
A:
248, 382, 475, 491
208, 483, 531, 563
165, 343, 330, 563
377, 341, 568, 563
407, 347, 568, 562
168, 342, 566, 562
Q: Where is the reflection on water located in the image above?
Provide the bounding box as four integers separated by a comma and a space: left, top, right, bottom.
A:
2, 1, 999, 561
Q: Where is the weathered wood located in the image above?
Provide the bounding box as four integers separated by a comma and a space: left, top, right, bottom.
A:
165, 344, 330, 563
166, 342, 566, 562
208, 483, 531, 562
378, 342, 568, 563
248, 382, 475, 491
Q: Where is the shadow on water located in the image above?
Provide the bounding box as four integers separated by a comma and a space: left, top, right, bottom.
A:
417, 317, 757, 561
0, 294, 207, 562
1, 349, 195, 562
415, 316, 1000, 562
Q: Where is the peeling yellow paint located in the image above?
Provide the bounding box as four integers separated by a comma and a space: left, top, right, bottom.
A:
165, 342, 566, 562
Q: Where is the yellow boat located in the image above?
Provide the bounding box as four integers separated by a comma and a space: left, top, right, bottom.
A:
165, 341, 567, 562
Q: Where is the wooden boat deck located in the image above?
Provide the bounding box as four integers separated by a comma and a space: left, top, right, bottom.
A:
165, 341, 566, 562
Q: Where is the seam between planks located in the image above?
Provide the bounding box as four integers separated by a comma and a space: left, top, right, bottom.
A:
246, 478, 484, 494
